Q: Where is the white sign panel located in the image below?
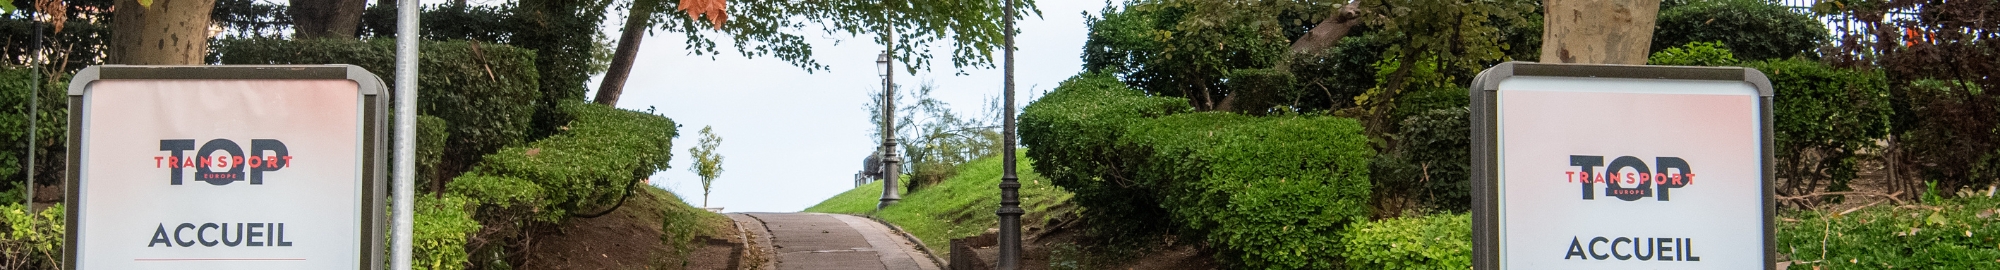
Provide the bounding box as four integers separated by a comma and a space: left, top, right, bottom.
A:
67, 66, 385, 270
1471, 63, 1774, 270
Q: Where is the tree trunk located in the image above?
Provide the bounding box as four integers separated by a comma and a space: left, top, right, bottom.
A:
592, 0, 659, 106
290, 0, 369, 39
1287, 0, 1365, 56
1539, 0, 1660, 64
109, 0, 218, 65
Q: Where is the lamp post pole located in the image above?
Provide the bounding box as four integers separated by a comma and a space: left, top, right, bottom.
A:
996, 0, 1024, 267
878, 49, 902, 210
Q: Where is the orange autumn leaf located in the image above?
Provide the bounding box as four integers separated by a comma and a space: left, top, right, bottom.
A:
679, 0, 728, 29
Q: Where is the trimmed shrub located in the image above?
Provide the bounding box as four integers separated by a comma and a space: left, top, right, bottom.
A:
1777, 196, 2000, 268
1339, 213, 1472, 270
1025, 71, 1377, 268
1647, 44, 1893, 203
0, 203, 63, 270
467, 101, 676, 220
1653, 0, 1827, 61
1223, 68, 1300, 114
1121, 112, 1375, 269
1375, 107, 1473, 212
1743, 59, 1891, 203
214, 38, 542, 182
413, 195, 479, 270
1020, 72, 1192, 243
442, 174, 548, 269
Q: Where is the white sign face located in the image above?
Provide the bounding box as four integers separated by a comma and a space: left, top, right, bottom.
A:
1494, 76, 1765, 269
77, 80, 364, 270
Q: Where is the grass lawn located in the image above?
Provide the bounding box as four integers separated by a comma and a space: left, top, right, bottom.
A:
805, 152, 1072, 257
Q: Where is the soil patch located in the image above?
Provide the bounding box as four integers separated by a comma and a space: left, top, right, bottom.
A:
518, 189, 746, 270
962, 212, 1220, 270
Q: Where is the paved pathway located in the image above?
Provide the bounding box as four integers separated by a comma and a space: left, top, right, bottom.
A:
729, 212, 942, 270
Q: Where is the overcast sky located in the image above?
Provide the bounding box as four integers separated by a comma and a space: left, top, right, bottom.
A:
579, 1, 1110, 212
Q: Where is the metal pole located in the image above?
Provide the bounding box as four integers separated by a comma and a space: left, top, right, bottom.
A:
995, 0, 1024, 267
391, 0, 420, 269
26, 2, 42, 210
878, 48, 902, 210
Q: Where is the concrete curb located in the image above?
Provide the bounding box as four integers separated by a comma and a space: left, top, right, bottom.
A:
864, 216, 949, 270
726, 213, 778, 270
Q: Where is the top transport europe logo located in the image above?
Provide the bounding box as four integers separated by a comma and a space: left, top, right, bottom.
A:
1567, 155, 1694, 201
155, 139, 292, 186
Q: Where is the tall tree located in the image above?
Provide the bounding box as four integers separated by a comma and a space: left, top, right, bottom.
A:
688, 125, 724, 208
592, 0, 668, 106
109, 0, 217, 65
289, 0, 367, 39
588, 0, 1039, 106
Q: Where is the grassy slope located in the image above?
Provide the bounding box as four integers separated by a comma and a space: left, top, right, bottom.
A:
805, 153, 1072, 256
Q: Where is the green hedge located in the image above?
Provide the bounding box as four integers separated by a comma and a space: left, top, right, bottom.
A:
436, 102, 675, 268
1745, 58, 1891, 200
1122, 112, 1375, 269
1019, 72, 1191, 243
1648, 43, 1894, 201
1778, 196, 2000, 268
1375, 107, 1473, 211
1023, 71, 1377, 268
1339, 213, 1472, 270
417, 115, 449, 194
465, 101, 676, 220
214, 38, 541, 181
0, 68, 68, 188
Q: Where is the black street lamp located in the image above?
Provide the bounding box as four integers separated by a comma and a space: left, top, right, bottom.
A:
996, 0, 1025, 267
877, 50, 902, 210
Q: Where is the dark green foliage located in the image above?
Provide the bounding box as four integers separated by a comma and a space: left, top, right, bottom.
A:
1374, 107, 1471, 211
1647, 43, 1894, 204
215, 38, 542, 181
1895, 80, 2000, 197
0, 68, 67, 188
508, 0, 609, 140
467, 101, 676, 220
1079, 1, 1309, 111
362, 1, 610, 141
1389, 84, 1469, 124
1, 0, 115, 74
417, 115, 448, 194
1287, 33, 1391, 111
359, 3, 516, 43
1777, 196, 2000, 269
1221, 68, 1299, 115
1019, 72, 1192, 244
1743, 59, 1891, 203
210, 0, 293, 38
1339, 213, 1471, 269
1653, 0, 1827, 61
1120, 112, 1375, 269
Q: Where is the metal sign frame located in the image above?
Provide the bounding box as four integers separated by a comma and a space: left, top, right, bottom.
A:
63, 65, 389, 270
1468, 62, 1775, 269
